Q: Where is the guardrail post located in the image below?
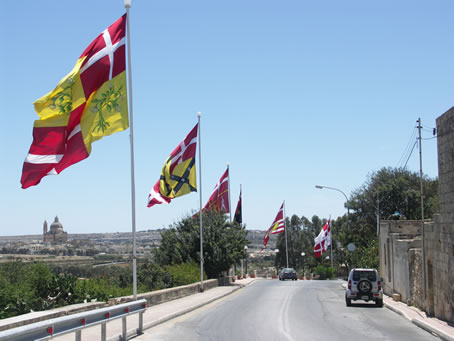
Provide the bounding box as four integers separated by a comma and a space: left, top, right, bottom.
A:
101, 322, 107, 341
75, 330, 81, 341
138, 311, 144, 334
122, 316, 127, 341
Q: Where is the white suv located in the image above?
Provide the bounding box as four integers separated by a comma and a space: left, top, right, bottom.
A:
345, 268, 383, 307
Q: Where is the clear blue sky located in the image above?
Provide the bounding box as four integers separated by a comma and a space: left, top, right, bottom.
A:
1, 0, 449, 236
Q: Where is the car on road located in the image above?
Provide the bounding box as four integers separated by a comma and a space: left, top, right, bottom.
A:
345, 268, 383, 307
279, 268, 297, 281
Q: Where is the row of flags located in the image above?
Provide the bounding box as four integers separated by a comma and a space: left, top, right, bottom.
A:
260, 202, 332, 259
20, 13, 329, 259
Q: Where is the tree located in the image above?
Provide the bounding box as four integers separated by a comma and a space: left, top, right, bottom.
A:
335, 167, 439, 269
274, 215, 303, 270
156, 210, 248, 278
274, 214, 330, 274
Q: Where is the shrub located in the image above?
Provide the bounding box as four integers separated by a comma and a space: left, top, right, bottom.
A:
166, 262, 203, 287
313, 265, 336, 280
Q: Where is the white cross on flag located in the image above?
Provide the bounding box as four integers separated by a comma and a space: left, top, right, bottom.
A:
314, 219, 331, 258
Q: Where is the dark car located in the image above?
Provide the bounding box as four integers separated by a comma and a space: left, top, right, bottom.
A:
279, 268, 297, 281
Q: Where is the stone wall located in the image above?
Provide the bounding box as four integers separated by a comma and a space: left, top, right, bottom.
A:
379, 220, 422, 303
432, 108, 454, 322
408, 248, 423, 308
424, 215, 453, 321
379, 220, 421, 298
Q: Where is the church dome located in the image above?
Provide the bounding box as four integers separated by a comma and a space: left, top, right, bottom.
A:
50, 216, 63, 233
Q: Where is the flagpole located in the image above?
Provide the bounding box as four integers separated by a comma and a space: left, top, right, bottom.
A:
227, 163, 232, 223
198, 112, 204, 292
123, 0, 137, 300
284, 200, 289, 268
239, 184, 242, 226
124, 0, 137, 300
330, 216, 333, 268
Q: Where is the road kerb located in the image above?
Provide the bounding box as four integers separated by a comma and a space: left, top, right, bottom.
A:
411, 318, 454, 341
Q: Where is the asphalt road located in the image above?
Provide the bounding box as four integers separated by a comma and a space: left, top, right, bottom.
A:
143, 279, 437, 341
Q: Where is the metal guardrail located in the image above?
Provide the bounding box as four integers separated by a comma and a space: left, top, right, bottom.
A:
0, 299, 147, 341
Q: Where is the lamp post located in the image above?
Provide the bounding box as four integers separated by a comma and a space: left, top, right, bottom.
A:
315, 185, 350, 223
315, 185, 350, 269
275, 249, 279, 276
301, 252, 305, 277
244, 245, 248, 277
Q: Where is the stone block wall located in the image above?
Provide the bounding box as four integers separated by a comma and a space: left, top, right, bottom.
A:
378, 220, 421, 301
424, 216, 453, 321
408, 248, 423, 308
432, 108, 454, 322
437, 107, 454, 215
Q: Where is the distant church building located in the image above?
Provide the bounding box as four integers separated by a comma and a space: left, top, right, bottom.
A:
43, 216, 68, 244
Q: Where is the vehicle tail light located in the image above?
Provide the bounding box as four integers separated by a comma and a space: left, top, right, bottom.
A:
378, 280, 381, 291
348, 280, 351, 290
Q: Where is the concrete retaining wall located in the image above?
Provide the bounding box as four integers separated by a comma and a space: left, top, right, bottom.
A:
111, 279, 220, 306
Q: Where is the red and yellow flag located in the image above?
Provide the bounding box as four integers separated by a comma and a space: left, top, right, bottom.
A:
261, 202, 285, 251
21, 14, 128, 189
147, 124, 198, 207
270, 203, 285, 234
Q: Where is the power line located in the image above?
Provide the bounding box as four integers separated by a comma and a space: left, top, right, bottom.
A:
403, 140, 418, 169
397, 126, 417, 168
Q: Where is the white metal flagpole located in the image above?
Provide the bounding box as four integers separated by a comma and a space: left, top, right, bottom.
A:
284, 200, 289, 268
198, 112, 204, 292
227, 163, 232, 223
124, 0, 137, 300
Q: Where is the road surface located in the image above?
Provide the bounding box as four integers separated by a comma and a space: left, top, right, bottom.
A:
142, 279, 437, 340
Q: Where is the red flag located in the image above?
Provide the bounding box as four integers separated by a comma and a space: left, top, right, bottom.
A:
233, 189, 242, 224
314, 219, 331, 258
147, 124, 198, 207
203, 168, 230, 213
21, 15, 128, 189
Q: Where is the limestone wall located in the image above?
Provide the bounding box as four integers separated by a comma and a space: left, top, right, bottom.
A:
425, 216, 453, 321
432, 108, 454, 322
408, 248, 423, 308
379, 220, 421, 299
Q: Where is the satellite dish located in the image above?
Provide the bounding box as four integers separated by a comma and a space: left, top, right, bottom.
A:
347, 243, 356, 252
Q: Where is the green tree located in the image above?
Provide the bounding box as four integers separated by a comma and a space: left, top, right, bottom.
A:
335, 167, 439, 270
156, 210, 248, 278
274, 215, 303, 270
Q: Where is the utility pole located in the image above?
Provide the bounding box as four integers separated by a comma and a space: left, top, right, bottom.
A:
417, 118, 426, 304
376, 192, 380, 236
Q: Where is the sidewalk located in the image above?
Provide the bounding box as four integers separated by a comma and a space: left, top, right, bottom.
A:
382, 295, 454, 341
53, 278, 257, 341
341, 283, 454, 341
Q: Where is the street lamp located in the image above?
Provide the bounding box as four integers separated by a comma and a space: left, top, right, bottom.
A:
244, 245, 248, 277
315, 184, 350, 230
301, 252, 305, 276
316, 185, 351, 269
274, 249, 279, 276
